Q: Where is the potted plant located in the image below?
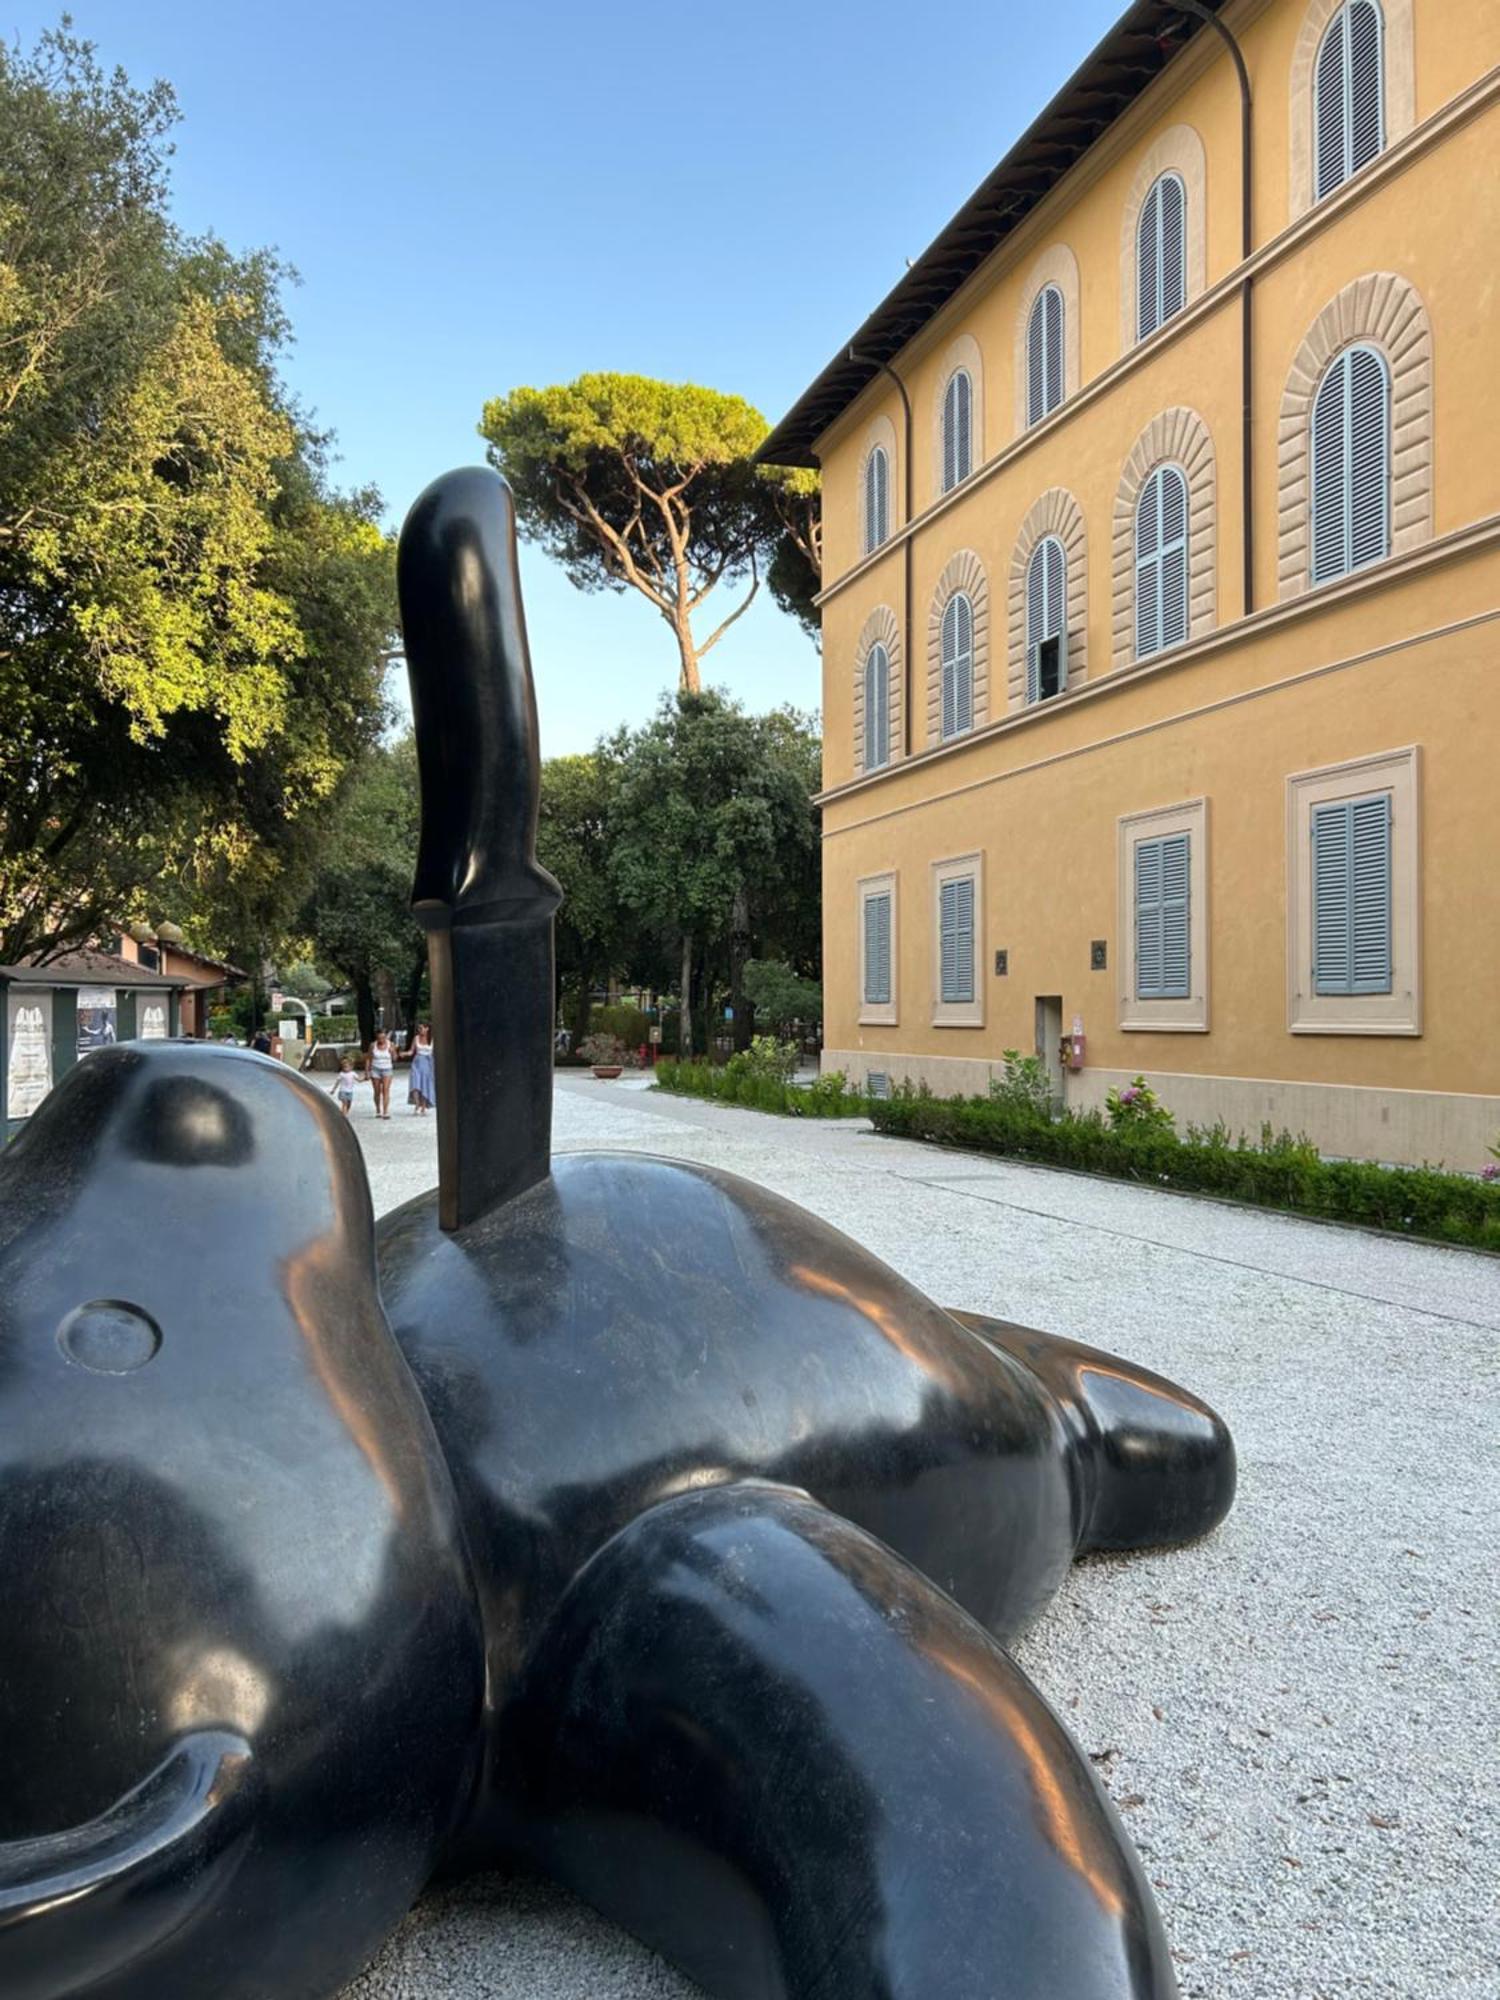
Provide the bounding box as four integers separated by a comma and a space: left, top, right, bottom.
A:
580, 1033, 629, 1080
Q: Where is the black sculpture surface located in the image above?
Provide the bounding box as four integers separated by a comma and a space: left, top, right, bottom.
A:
0, 465, 1235, 2000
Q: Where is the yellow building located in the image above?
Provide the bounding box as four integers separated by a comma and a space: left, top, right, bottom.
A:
761, 0, 1500, 1168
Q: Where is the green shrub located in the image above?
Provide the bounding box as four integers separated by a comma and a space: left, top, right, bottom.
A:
591, 1003, 651, 1049
655, 1058, 870, 1119
988, 1049, 1054, 1119
312, 1014, 360, 1042
868, 1092, 1500, 1251
1106, 1074, 1175, 1133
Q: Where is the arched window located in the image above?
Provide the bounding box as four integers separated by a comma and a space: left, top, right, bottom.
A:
942, 371, 973, 491
1135, 464, 1189, 659
1136, 172, 1187, 342
1315, 1, 1384, 201
863, 642, 891, 770
863, 445, 890, 554
940, 592, 974, 739
1311, 343, 1389, 583
1026, 284, 1064, 426
1025, 536, 1067, 702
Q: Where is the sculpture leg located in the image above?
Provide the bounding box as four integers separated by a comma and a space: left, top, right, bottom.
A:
954, 1313, 1236, 1554
498, 1481, 1177, 2000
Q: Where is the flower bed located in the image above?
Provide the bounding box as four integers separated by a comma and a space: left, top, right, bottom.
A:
654, 1055, 871, 1119
867, 1089, 1500, 1252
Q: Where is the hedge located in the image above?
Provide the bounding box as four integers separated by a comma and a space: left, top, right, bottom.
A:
654, 1058, 872, 1119
868, 1092, 1500, 1252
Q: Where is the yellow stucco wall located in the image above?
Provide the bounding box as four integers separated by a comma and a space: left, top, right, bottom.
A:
806, 0, 1500, 1164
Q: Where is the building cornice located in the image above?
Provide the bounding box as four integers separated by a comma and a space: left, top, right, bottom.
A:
814, 68, 1500, 612
814, 513, 1500, 817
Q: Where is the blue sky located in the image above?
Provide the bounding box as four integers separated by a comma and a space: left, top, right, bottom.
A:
10, 1, 1121, 752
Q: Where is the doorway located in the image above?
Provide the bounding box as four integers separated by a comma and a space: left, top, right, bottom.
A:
1035, 995, 1064, 1111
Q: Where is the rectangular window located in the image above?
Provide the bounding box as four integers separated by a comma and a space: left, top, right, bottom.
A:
1311, 792, 1392, 994
863, 892, 892, 1007
857, 873, 898, 1026
1286, 748, 1417, 1035
1118, 801, 1209, 1032
939, 876, 975, 1005
1135, 833, 1191, 999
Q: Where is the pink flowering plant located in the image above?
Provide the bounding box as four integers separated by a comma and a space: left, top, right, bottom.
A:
1484, 1139, 1500, 1183
1105, 1075, 1176, 1134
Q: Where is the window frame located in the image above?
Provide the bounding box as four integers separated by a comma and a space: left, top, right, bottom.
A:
1285, 746, 1420, 1035
1025, 283, 1065, 428
931, 852, 984, 1029
1313, 0, 1386, 204
1025, 533, 1067, 703
1310, 342, 1390, 586
1117, 800, 1209, 1032
940, 590, 975, 740
941, 368, 974, 492
1134, 462, 1190, 661
1136, 169, 1187, 342
863, 444, 890, 555
858, 871, 898, 1027
862, 640, 891, 772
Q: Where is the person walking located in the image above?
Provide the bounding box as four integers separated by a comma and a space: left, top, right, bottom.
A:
407, 1024, 435, 1116
330, 1057, 358, 1119
367, 1031, 395, 1120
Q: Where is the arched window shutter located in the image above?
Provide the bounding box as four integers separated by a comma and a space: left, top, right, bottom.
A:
1316, 2, 1385, 201
1025, 535, 1067, 702
1137, 175, 1186, 340
1026, 287, 1064, 427
941, 592, 973, 738
1311, 345, 1389, 583
943, 372, 972, 491
1135, 465, 1188, 659
863, 642, 890, 770
864, 447, 889, 553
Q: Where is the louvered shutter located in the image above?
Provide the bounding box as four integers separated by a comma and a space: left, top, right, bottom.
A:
939, 877, 975, 1005
1312, 346, 1388, 583
943, 371, 972, 490
1159, 173, 1186, 323
864, 892, 892, 1006
1026, 536, 1067, 701
1312, 793, 1392, 995
1027, 287, 1064, 425
865, 447, 889, 552
1348, 2, 1384, 176
1159, 465, 1188, 648
1311, 356, 1348, 581
1135, 470, 1162, 658
1135, 834, 1191, 1000
1315, 9, 1348, 198
1044, 286, 1063, 414
942, 379, 958, 492
942, 593, 973, 738
1137, 182, 1160, 339
863, 643, 890, 771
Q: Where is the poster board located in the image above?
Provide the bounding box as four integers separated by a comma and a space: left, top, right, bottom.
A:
140, 1000, 169, 1040
76, 986, 118, 1058
6, 988, 53, 1119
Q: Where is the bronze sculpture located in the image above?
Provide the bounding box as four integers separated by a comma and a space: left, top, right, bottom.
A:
0, 466, 1235, 1998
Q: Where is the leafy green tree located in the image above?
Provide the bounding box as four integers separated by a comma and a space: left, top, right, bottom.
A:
761, 466, 822, 643
480, 373, 817, 693
537, 749, 626, 1044
0, 26, 395, 966
743, 959, 822, 1034
300, 734, 424, 1046
606, 692, 820, 1057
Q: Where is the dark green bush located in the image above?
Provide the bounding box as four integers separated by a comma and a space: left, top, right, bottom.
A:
590, 1003, 651, 1049
868, 1092, 1500, 1251
655, 1058, 871, 1119
312, 1015, 360, 1042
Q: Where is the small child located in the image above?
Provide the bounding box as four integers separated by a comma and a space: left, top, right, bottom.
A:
330, 1057, 357, 1118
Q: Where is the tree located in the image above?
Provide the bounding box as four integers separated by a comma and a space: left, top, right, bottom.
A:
300, 734, 425, 1047
0, 27, 395, 967
480, 373, 815, 694
536, 750, 625, 1045
762, 466, 822, 643
606, 692, 820, 1058
743, 959, 822, 1035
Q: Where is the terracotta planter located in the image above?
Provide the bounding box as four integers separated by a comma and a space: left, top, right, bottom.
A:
591, 1064, 623, 1080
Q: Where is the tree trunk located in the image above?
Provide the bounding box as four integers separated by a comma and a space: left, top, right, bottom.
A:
567, 979, 593, 1049
729, 887, 752, 1052
353, 971, 376, 1049
403, 945, 427, 1037
678, 934, 694, 1060
674, 615, 700, 696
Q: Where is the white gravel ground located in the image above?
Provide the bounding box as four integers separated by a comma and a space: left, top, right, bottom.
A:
345, 1074, 1500, 2000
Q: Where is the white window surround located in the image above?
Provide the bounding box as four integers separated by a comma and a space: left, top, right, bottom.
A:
931, 852, 985, 1029
1290, 0, 1413, 222
1014, 243, 1080, 438
932, 332, 984, 498
1117, 799, 1210, 1032
852, 604, 902, 776
1277, 272, 1432, 601
858, 871, 899, 1027
926, 549, 990, 745
1285, 745, 1420, 1035
1119, 125, 1206, 352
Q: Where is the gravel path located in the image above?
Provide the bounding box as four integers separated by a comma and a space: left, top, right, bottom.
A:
346, 1074, 1499, 2000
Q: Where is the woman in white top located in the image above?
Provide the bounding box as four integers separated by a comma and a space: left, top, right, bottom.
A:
366, 1031, 395, 1120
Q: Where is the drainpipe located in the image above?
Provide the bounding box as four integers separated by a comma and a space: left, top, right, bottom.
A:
849, 346, 915, 756
1175, 2, 1255, 615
